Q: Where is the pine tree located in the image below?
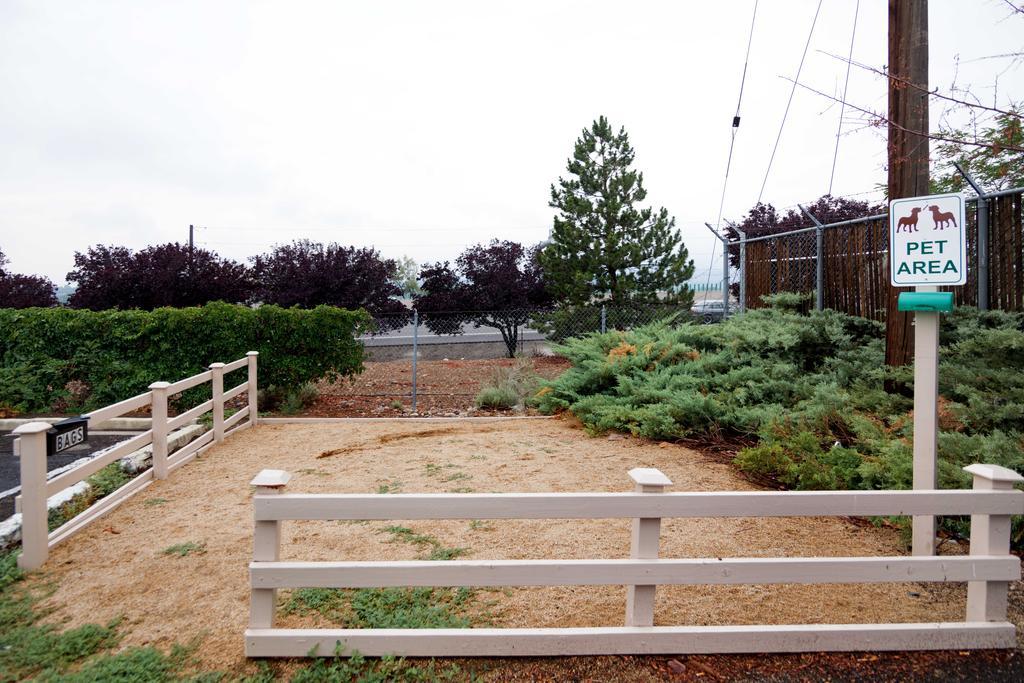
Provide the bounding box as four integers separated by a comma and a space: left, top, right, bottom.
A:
542, 116, 694, 306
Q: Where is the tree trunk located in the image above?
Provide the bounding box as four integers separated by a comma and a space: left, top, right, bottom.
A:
885, 0, 929, 372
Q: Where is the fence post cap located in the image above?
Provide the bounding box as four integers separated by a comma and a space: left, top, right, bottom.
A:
149, 381, 171, 390
251, 469, 291, 488
12, 421, 53, 436
246, 351, 260, 357
963, 463, 1024, 484
209, 362, 226, 369
628, 467, 672, 487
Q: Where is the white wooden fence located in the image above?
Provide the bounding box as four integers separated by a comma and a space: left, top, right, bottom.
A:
245, 464, 1023, 657
12, 352, 259, 569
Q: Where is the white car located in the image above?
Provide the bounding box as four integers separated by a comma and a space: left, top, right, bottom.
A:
691, 300, 727, 323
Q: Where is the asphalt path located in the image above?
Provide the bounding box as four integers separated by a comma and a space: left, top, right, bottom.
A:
0, 430, 138, 521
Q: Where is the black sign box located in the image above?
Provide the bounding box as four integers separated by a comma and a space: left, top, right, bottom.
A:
46, 417, 89, 456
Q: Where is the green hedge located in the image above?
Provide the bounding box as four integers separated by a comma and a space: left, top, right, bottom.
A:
0, 302, 371, 413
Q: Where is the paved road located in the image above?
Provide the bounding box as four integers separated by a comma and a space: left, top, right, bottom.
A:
0, 430, 138, 520
362, 320, 545, 347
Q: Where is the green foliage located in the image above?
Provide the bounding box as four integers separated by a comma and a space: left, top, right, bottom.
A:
0, 302, 369, 414
48, 463, 134, 532
292, 647, 464, 683
474, 356, 540, 409
0, 553, 22, 592
759, 292, 813, 314
161, 541, 206, 557
542, 115, 695, 306
282, 576, 476, 631
381, 525, 470, 561
262, 381, 319, 415
474, 385, 519, 410
538, 303, 1024, 547
532, 304, 688, 343
932, 107, 1024, 193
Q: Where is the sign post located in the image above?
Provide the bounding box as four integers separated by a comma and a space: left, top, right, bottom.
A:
889, 192, 966, 556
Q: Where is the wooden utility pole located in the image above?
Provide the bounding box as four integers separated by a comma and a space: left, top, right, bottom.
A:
885, 0, 929, 369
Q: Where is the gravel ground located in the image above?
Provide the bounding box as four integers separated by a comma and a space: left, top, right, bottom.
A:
25, 417, 1021, 680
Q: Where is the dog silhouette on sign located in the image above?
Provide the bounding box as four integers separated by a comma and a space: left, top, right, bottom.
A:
927, 205, 957, 230
896, 207, 924, 233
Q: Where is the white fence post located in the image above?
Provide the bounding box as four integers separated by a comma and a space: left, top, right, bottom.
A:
13, 422, 51, 569
149, 381, 170, 480
965, 464, 1023, 622
209, 362, 225, 443
250, 469, 290, 629
247, 351, 259, 427
625, 467, 672, 627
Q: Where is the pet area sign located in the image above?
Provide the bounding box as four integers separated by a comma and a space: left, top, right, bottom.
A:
889, 192, 966, 287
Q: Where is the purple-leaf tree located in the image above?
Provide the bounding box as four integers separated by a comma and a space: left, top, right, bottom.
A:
67, 243, 251, 310
250, 240, 408, 330
414, 240, 553, 358
0, 248, 59, 308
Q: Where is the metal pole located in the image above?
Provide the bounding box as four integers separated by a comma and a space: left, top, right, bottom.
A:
722, 241, 729, 318
411, 309, 418, 413
954, 161, 988, 310
727, 221, 747, 313
798, 204, 825, 311
600, 304, 607, 334
703, 223, 729, 318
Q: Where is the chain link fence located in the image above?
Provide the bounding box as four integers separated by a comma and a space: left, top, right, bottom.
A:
333, 305, 695, 412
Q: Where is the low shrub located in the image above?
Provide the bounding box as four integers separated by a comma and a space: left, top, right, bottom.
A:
0, 302, 370, 414
475, 385, 519, 409
537, 301, 1024, 547
474, 356, 540, 410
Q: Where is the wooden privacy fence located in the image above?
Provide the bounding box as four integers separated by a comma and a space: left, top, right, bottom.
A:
12, 352, 259, 569
742, 188, 1024, 318
245, 465, 1023, 657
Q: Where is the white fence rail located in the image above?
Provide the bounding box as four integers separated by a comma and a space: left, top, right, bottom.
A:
245, 465, 1023, 657
12, 351, 260, 569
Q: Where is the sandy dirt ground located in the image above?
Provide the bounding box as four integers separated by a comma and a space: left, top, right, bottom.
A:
27, 418, 997, 678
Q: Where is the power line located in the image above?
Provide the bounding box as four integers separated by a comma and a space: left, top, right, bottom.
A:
828, 0, 860, 196
757, 0, 824, 205
708, 0, 759, 293
202, 225, 548, 233
714, 0, 759, 230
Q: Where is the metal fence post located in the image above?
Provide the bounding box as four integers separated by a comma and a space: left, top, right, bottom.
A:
411, 309, 418, 413
12, 422, 51, 569
729, 221, 747, 313
954, 162, 988, 310
703, 223, 729, 318
600, 305, 607, 334
799, 204, 825, 311
722, 239, 730, 318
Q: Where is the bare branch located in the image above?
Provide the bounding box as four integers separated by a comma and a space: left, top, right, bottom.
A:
818, 50, 1021, 119
782, 77, 1024, 154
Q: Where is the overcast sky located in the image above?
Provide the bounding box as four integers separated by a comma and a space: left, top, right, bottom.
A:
1, 0, 1021, 285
